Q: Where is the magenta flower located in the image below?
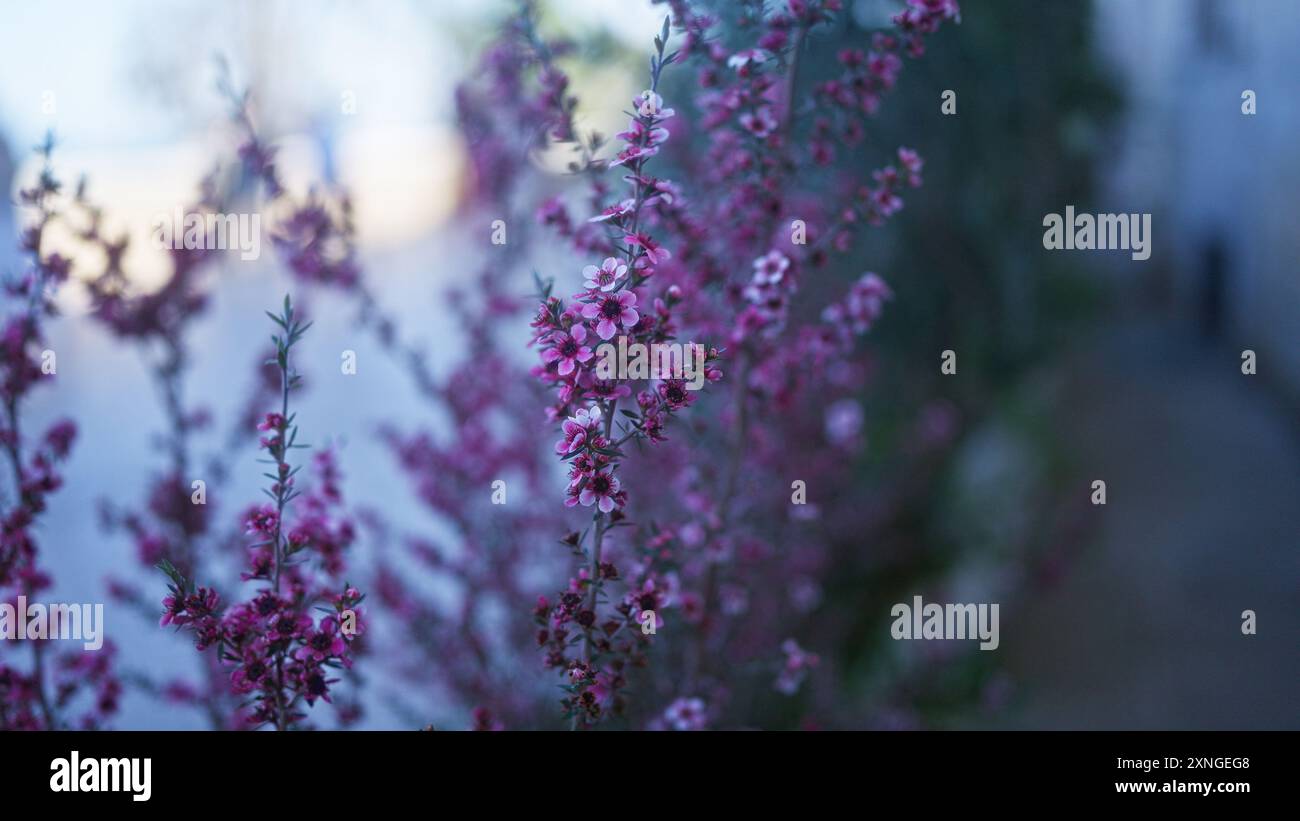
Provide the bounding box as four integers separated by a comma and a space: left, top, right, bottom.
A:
739, 107, 779, 138
774, 639, 820, 696
658, 379, 695, 411
294, 617, 347, 663
615, 121, 670, 151
543, 325, 594, 376
556, 405, 603, 455
823, 272, 893, 336
257, 412, 285, 432
268, 610, 312, 644
623, 233, 671, 265
610, 144, 660, 168
897, 146, 924, 186
581, 291, 639, 340
243, 505, 279, 537
230, 653, 271, 694
578, 469, 621, 513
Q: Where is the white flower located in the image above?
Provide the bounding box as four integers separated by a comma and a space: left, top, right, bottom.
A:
751, 250, 790, 286
636, 90, 675, 119
582, 257, 629, 292
727, 49, 770, 70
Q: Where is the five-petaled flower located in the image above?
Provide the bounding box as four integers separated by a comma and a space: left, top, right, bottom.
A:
582, 290, 640, 340
582, 257, 629, 292
544, 326, 594, 376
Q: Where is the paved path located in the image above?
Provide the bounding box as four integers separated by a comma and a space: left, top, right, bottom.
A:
989, 319, 1300, 729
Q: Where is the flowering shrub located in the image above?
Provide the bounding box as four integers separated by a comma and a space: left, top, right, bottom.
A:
158, 296, 364, 729
0, 138, 119, 729
4, 0, 970, 731
521, 0, 958, 727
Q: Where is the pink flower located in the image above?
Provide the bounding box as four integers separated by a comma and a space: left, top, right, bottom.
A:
752, 250, 790, 285
542, 325, 593, 376
624, 233, 670, 265
662, 697, 707, 730
578, 469, 621, 513
556, 405, 602, 454
897, 146, 924, 186
581, 291, 639, 340
612, 147, 659, 169
589, 200, 636, 223
823, 272, 892, 336
243, 505, 279, 537
581, 257, 628, 292
43, 420, 77, 459
774, 638, 820, 695
658, 379, 694, 411
617, 118, 671, 149
268, 610, 312, 643
230, 653, 272, 694
739, 107, 779, 138
256, 413, 284, 432
294, 617, 347, 663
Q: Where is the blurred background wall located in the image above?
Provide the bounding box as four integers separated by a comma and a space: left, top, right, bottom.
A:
1095, 0, 1300, 400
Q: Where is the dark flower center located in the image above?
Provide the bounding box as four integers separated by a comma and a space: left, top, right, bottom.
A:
306, 673, 327, 696
600, 299, 622, 320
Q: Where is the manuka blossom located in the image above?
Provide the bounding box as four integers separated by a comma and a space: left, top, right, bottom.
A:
582, 257, 629, 291
157, 297, 364, 729
517, 0, 959, 731
774, 639, 821, 696
823, 272, 893, 337
581, 290, 640, 340
623, 232, 671, 265
752, 250, 791, 286
0, 138, 120, 730
661, 697, 708, 731
727, 48, 770, 71
635, 90, 675, 119
13, 0, 965, 732
556, 405, 604, 454
589, 199, 637, 224
577, 469, 622, 513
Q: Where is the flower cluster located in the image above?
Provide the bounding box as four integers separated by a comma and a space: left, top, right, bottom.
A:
529, 19, 737, 727
9, 0, 965, 732
159, 297, 364, 729
523, 0, 957, 729
0, 136, 119, 730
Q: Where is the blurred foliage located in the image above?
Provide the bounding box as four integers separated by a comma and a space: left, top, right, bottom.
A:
825, 0, 1123, 726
